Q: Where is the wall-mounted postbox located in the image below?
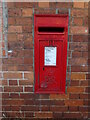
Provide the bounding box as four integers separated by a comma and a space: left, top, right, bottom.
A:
34, 14, 68, 93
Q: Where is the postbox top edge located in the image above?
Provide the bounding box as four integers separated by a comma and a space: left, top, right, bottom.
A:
34, 14, 68, 18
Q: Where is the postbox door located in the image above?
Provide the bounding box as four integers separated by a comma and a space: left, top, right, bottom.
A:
39, 40, 63, 92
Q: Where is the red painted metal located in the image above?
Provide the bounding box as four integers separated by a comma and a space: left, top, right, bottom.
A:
34, 14, 68, 93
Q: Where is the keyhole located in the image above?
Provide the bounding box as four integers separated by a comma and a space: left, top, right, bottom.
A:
43, 67, 44, 71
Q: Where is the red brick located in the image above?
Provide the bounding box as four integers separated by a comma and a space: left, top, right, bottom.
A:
24, 58, 33, 65
80, 80, 88, 86
22, 8, 33, 17
2, 80, 8, 86
71, 9, 88, 17
21, 106, 39, 111
38, 2, 49, 8
7, 2, 15, 8
50, 94, 69, 100
24, 112, 33, 117
79, 106, 89, 112
22, 26, 32, 33
4, 87, 23, 92
71, 73, 86, 80
3, 73, 22, 79
8, 26, 22, 33
53, 112, 62, 118
56, 2, 73, 8
3, 100, 24, 105
19, 80, 33, 86
70, 80, 79, 86
50, 106, 68, 112
84, 100, 89, 105
72, 51, 82, 57
71, 66, 81, 72
80, 94, 88, 99
34, 112, 53, 118
70, 43, 88, 51
70, 26, 88, 34
81, 66, 88, 72
8, 8, 22, 17
73, 35, 88, 42
9, 80, 17, 86
65, 99, 84, 106
69, 106, 79, 112
39, 94, 49, 99
24, 72, 34, 80
67, 87, 85, 93
24, 49, 33, 57
20, 93, 34, 99
11, 106, 20, 111
3, 106, 11, 111
85, 87, 90, 93
2, 93, 9, 98
63, 113, 82, 119
3, 111, 24, 118
69, 94, 79, 99
73, 17, 83, 26
8, 34, 17, 42
16, 17, 32, 25
10, 93, 19, 98
8, 17, 16, 25
73, 2, 84, 8
15, 2, 34, 8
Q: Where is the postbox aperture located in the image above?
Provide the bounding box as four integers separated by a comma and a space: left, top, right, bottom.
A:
34, 15, 68, 93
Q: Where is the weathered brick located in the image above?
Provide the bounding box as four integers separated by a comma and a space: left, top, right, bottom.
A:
73, 2, 84, 8
53, 112, 62, 118
73, 17, 83, 26
63, 113, 82, 119
34, 112, 53, 118
25, 87, 33, 92
3, 100, 24, 105
70, 26, 88, 34
69, 94, 79, 99
64, 100, 83, 106
70, 80, 79, 86
9, 80, 18, 86
15, 2, 35, 8
19, 80, 33, 86
71, 9, 88, 17
50, 106, 68, 112
38, 2, 49, 8
16, 17, 32, 25
24, 58, 33, 65
71, 73, 86, 80
22, 8, 33, 17
8, 17, 16, 25
10, 93, 19, 98
8, 34, 17, 42
67, 87, 85, 93
4, 86, 23, 92
2, 80, 8, 86
8, 8, 22, 17
80, 93, 88, 99
24, 112, 33, 117
69, 106, 79, 112
8, 26, 22, 33
50, 94, 69, 100
3, 73, 22, 79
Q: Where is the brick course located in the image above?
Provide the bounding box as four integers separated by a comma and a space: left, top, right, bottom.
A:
1, 1, 89, 120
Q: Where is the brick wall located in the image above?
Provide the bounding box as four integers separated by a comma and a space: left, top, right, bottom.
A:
1, 2, 89, 119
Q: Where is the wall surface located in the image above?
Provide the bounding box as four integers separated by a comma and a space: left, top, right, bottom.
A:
1, 2, 89, 119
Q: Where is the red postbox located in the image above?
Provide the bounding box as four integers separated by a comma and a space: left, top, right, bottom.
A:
34, 14, 68, 93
